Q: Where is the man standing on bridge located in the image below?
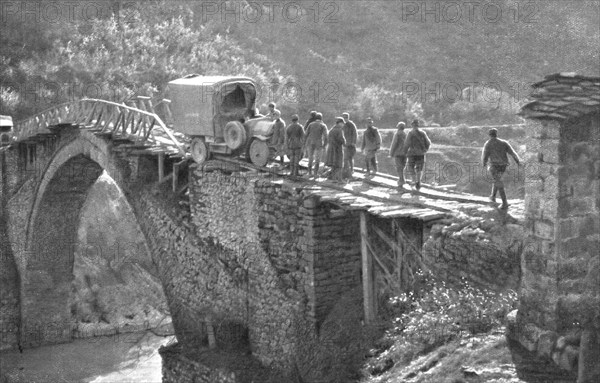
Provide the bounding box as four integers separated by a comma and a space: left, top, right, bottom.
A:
327, 117, 346, 183
304, 113, 328, 177
342, 112, 358, 179
271, 109, 286, 164
389, 121, 408, 188
403, 119, 431, 190
361, 117, 382, 177
286, 114, 304, 177
482, 128, 521, 209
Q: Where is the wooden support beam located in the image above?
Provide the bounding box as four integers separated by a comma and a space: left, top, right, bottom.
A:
158, 152, 165, 182
172, 160, 188, 193
360, 211, 376, 324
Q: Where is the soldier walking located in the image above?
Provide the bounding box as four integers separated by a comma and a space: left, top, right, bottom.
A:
286, 114, 305, 177
389, 121, 408, 187
482, 128, 521, 209
303, 113, 328, 177
342, 112, 358, 179
361, 117, 382, 177
403, 120, 431, 190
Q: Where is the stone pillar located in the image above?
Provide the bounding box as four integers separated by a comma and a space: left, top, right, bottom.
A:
519, 119, 562, 331
510, 114, 600, 381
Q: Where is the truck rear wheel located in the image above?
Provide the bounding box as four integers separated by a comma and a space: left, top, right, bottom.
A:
248, 139, 269, 167
191, 137, 210, 165
223, 121, 246, 150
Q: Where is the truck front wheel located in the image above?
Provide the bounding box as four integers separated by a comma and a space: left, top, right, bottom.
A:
190, 137, 210, 165
248, 139, 269, 167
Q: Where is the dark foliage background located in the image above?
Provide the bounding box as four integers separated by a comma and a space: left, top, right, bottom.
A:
1, 0, 598, 127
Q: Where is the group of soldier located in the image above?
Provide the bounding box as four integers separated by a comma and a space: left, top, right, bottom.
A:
263, 102, 433, 188
263, 102, 521, 209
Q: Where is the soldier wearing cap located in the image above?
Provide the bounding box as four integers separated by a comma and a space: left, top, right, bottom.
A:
342, 112, 358, 179
286, 114, 304, 177
304, 111, 318, 131
482, 128, 521, 209
403, 119, 431, 190
361, 117, 382, 177
270, 109, 286, 163
326, 117, 346, 182
266, 102, 277, 117
389, 121, 408, 187
303, 112, 328, 177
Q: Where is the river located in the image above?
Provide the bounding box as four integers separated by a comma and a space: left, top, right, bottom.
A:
0, 332, 175, 382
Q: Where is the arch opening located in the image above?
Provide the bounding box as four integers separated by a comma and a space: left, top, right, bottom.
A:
21, 149, 169, 348
22, 154, 103, 346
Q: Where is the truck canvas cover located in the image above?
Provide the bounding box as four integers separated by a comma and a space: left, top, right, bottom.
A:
0, 115, 13, 130
167, 75, 257, 137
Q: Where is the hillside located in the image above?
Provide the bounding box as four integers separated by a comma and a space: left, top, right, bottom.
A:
1, 0, 598, 127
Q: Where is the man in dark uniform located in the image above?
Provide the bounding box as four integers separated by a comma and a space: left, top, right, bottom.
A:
327, 117, 346, 183
403, 119, 431, 190
482, 128, 521, 209
389, 121, 408, 187
342, 112, 358, 179
303, 113, 328, 177
286, 114, 304, 177
361, 117, 382, 177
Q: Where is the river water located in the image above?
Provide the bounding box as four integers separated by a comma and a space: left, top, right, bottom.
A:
0, 332, 175, 382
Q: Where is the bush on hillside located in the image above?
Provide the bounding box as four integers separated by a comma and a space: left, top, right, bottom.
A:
364, 270, 517, 376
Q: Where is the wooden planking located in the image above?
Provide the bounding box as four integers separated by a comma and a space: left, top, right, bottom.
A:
379, 208, 435, 218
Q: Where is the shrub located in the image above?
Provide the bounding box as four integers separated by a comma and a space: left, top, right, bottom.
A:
364, 270, 517, 376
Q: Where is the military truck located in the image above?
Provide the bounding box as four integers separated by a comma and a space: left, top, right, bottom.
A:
166, 75, 276, 166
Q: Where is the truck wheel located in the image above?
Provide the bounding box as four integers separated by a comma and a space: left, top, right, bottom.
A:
223, 121, 246, 150
190, 137, 210, 165
249, 139, 269, 167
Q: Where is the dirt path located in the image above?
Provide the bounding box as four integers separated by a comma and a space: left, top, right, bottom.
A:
0, 332, 174, 383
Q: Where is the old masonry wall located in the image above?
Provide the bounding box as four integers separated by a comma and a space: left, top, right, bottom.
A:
157, 166, 375, 382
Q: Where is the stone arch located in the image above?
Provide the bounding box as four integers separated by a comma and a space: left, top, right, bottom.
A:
19, 132, 146, 347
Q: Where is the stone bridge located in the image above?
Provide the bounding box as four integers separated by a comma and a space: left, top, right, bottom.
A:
0, 122, 522, 382
0, 73, 598, 383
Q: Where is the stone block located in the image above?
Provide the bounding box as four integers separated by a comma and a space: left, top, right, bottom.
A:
539, 198, 558, 221
557, 217, 582, 240
578, 328, 600, 383
540, 138, 561, 164
537, 330, 558, 358
529, 119, 561, 139
558, 345, 579, 372
533, 220, 555, 240
520, 323, 543, 352
527, 162, 559, 180
540, 120, 562, 139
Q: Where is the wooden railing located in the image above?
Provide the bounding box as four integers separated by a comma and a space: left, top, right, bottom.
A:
13, 98, 186, 156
